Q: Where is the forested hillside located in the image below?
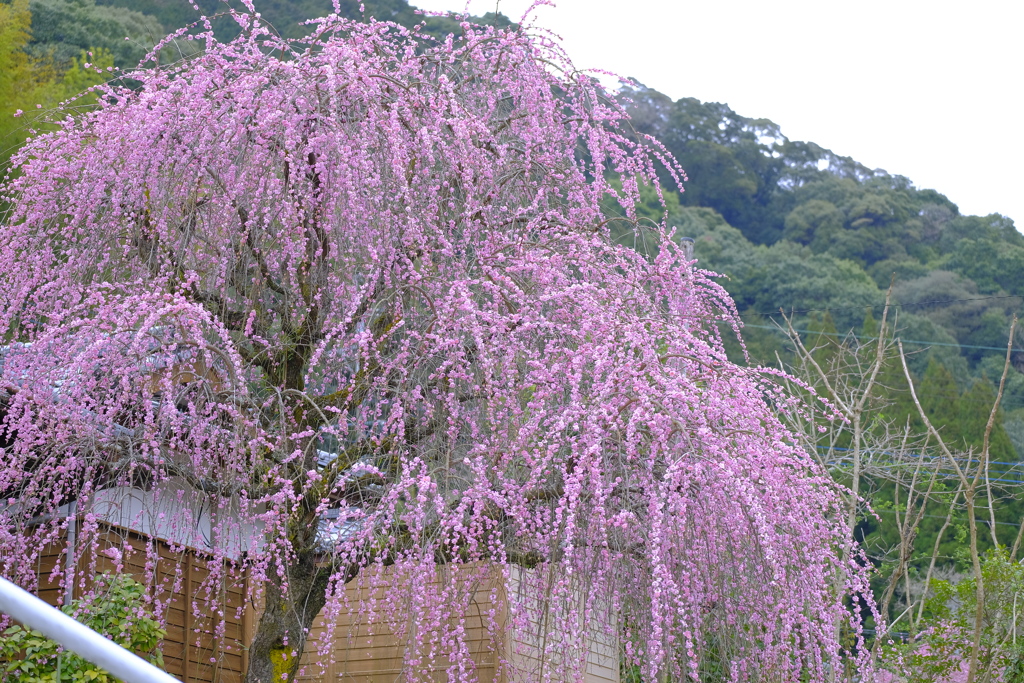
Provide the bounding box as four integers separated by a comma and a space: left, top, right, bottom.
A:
2, 0, 1023, 671
612, 84, 1024, 461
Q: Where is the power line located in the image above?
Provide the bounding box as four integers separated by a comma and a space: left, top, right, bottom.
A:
824, 461, 1024, 485
868, 506, 1021, 528
741, 293, 1023, 318
711, 322, 1024, 411
714, 321, 1024, 408
818, 447, 1024, 484
817, 446, 1022, 468
827, 465, 1024, 486
737, 323, 1024, 355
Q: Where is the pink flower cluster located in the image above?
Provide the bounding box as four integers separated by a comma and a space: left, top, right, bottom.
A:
0, 11, 874, 681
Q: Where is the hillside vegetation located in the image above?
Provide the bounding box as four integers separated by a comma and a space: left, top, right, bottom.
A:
614, 84, 1024, 459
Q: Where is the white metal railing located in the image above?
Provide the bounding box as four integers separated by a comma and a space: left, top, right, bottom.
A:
0, 576, 181, 683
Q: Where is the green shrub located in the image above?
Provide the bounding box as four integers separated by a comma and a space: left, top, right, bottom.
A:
0, 573, 165, 683
880, 548, 1024, 682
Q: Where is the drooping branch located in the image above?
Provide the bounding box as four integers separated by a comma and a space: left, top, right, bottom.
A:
0, 13, 875, 683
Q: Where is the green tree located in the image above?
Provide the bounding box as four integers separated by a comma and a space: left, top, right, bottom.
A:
0, 0, 54, 162
881, 549, 1024, 683
947, 237, 1024, 297
25, 0, 165, 70
53, 46, 114, 101
958, 378, 1016, 464
805, 310, 840, 371
0, 0, 35, 92
783, 198, 843, 246
920, 358, 962, 437
863, 309, 922, 436
1, 0, 114, 170
893, 271, 1015, 367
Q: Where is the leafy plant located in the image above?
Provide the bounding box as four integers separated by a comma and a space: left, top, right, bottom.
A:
0, 573, 165, 683
880, 548, 1024, 682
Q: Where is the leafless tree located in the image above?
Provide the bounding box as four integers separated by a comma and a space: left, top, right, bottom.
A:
897, 316, 1019, 683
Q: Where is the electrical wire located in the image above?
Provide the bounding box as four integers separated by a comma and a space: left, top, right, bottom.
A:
739, 293, 1022, 318
816, 445, 1021, 469
735, 323, 1023, 355
867, 506, 1021, 528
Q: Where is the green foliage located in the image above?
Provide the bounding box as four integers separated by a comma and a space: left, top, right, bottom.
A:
0, 0, 36, 92
0, 0, 114, 170
25, 0, 165, 70
920, 359, 962, 434
867, 257, 930, 289
895, 313, 967, 382
913, 358, 1017, 463
804, 311, 839, 371
54, 47, 115, 102
957, 378, 1016, 463
618, 84, 1021, 426
0, 574, 165, 683
880, 549, 1024, 682
678, 207, 884, 333
892, 271, 1018, 368
1006, 408, 1024, 462
647, 96, 788, 244
0, 0, 54, 162
92, 0, 513, 43
783, 199, 843, 246
947, 237, 1024, 297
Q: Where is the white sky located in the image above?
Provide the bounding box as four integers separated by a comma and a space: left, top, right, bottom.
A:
413, 0, 1024, 229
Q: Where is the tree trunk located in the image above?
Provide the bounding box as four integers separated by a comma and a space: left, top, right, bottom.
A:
245, 537, 331, 683
245, 349, 330, 683
966, 490, 986, 683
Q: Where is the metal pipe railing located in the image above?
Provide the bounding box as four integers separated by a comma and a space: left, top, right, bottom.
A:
0, 576, 180, 683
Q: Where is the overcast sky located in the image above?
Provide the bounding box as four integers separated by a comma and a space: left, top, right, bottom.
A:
413, 0, 1023, 229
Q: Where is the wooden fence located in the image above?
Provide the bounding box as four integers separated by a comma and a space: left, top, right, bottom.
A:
33, 521, 249, 683
29, 525, 617, 683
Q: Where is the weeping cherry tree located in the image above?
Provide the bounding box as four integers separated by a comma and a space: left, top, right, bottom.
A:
0, 6, 874, 682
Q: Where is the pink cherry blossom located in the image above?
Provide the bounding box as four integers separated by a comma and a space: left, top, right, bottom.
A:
0, 11, 875, 682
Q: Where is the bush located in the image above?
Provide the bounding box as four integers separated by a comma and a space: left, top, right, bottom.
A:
880, 548, 1024, 682
0, 573, 165, 683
